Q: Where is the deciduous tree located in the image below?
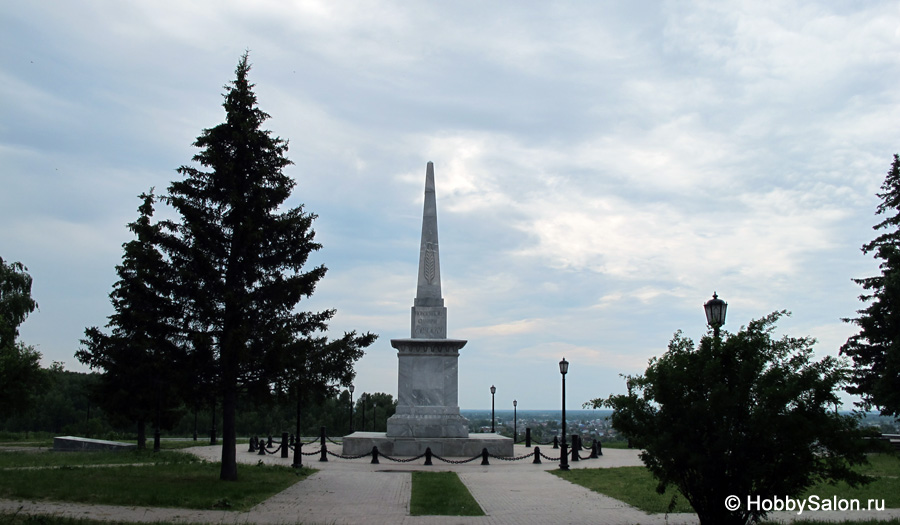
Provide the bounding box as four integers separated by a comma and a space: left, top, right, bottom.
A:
0, 257, 42, 419
590, 312, 868, 525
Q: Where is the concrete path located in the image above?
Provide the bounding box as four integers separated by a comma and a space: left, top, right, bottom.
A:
1, 444, 898, 524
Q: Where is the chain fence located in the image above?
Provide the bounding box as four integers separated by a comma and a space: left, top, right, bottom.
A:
246, 427, 608, 467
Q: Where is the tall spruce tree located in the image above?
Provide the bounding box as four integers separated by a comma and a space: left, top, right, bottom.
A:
163, 53, 375, 480
842, 154, 900, 418
78, 190, 184, 450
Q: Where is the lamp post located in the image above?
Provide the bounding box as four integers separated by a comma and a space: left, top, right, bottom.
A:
513, 399, 518, 443
490, 385, 496, 433
704, 292, 728, 339
559, 357, 569, 471
349, 384, 355, 433
361, 393, 367, 432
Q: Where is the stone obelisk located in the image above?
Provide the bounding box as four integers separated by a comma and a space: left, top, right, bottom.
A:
342, 162, 511, 457
386, 161, 469, 438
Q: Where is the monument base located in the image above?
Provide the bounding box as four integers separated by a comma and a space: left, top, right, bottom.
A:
342, 431, 513, 457
386, 412, 469, 438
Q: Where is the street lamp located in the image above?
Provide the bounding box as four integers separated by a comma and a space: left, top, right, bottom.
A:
513, 399, 518, 443
704, 292, 727, 338
559, 357, 569, 471
490, 385, 497, 433
349, 384, 355, 433
361, 393, 367, 432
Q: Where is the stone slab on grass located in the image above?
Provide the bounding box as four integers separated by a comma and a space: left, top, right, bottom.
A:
53, 436, 136, 452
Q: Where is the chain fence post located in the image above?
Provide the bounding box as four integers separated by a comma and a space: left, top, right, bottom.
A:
597, 440, 603, 456
258, 440, 267, 456
371, 446, 380, 464
571, 434, 580, 462
424, 447, 433, 466
553, 435, 559, 449
248, 436, 257, 453
281, 432, 289, 458
267, 435, 273, 448
533, 446, 542, 464
481, 448, 489, 466
525, 428, 532, 448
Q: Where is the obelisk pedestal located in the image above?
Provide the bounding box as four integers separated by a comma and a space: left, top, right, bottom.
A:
342, 162, 512, 457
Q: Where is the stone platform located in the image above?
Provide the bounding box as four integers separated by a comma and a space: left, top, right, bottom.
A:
341, 431, 513, 457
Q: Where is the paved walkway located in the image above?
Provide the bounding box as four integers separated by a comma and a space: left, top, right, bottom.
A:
1, 444, 898, 524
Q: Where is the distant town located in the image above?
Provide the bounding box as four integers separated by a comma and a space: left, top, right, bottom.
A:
461, 409, 900, 444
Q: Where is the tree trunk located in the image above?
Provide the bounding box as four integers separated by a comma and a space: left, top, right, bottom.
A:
137, 419, 146, 450
219, 385, 238, 481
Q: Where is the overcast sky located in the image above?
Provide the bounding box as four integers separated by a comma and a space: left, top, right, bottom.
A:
2, 1, 898, 410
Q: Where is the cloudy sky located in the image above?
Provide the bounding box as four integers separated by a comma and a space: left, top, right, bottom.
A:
2, 1, 898, 410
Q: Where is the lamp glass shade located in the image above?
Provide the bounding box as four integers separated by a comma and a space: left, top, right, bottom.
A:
704, 293, 727, 327
559, 357, 569, 375
513, 399, 517, 407
349, 384, 354, 393
490, 385, 496, 395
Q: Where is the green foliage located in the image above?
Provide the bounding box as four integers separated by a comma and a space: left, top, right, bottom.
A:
0, 257, 42, 419
353, 392, 398, 433
0, 343, 43, 420
409, 471, 485, 516
0, 256, 38, 349
591, 311, 869, 525
160, 53, 375, 479
842, 153, 900, 418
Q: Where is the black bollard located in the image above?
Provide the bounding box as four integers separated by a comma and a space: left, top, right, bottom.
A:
267, 435, 273, 448
424, 447, 433, 466
597, 440, 603, 456
533, 446, 542, 464
481, 448, 490, 466
292, 441, 303, 469
289, 434, 295, 447
258, 440, 267, 456
590, 442, 598, 459
371, 446, 380, 464
525, 427, 532, 448
248, 436, 257, 453
319, 438, 328, 462
571, 434, 580, 462
281, 432, 289, 458
320, 426, 326, 450
553, 435, 559, 449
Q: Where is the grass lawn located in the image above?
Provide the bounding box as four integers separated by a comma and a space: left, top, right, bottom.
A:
0, 452, 313, 511
0, 449, 198, 469
409, 471, 484, 516
552, 453, 900, 515
553, 466, 694, 513
0, 515, 215, 525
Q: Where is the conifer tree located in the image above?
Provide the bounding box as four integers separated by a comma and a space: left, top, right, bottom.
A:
842, 154, 900, 418
78, 190, 184, 450
163, 53, 375, 480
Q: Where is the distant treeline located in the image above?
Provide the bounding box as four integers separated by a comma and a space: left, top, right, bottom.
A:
0, 368, 396, 440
